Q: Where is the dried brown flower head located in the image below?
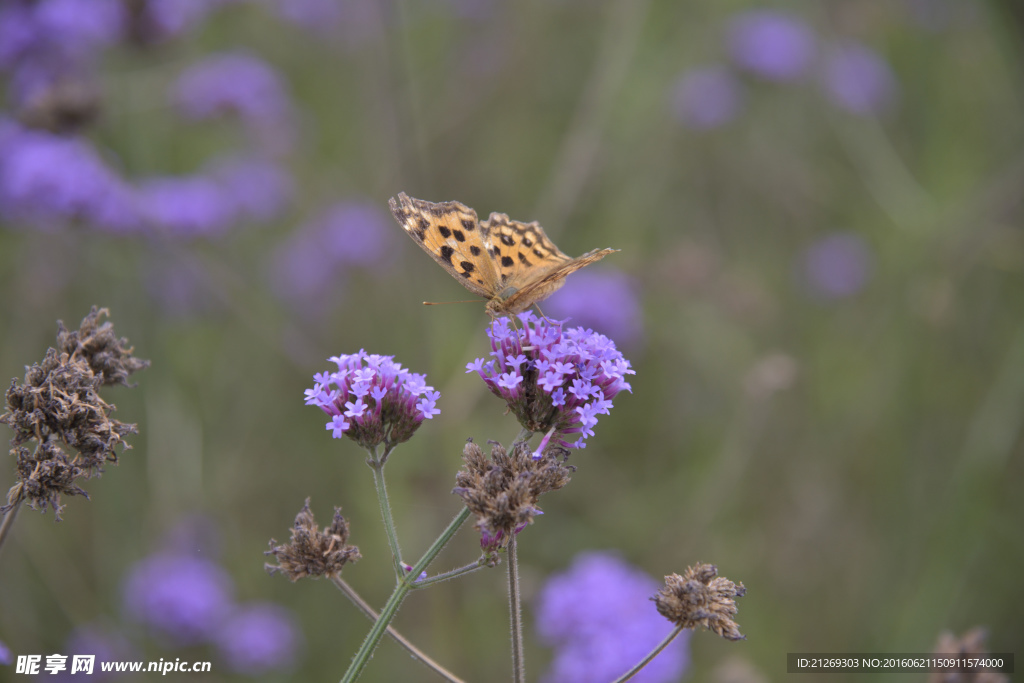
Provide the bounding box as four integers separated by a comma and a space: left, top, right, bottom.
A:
927, 627, 1008, 683
265, 498, 362, 581
654, 563, 747, 641
2, 307, 148, 519
453, 438, 573, 552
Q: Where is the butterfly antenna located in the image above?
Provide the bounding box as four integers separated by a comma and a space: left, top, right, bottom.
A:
422, 300, 483, 306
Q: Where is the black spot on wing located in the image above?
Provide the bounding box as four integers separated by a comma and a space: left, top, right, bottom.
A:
501, 256, 514, 268
489, 246, 500, 257
470, 245, 481, 256
453, 229, 466, 242
439, 226, 451, 238
460, 261, 475, 273
461, 219, 475, 232
517, 253, 532, 266
533, 248, 544, 258
500, 233, 515, 247
523, 236, 533, 247
440, 246, 455, 264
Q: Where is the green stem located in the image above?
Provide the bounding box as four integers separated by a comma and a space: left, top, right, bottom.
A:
368, 445, 404, 580
339, 506, 472, 683
0, 494, 23, 558
507, 534, 525, 683
330, 576, 466, 683
412, 557, 487, 589
609, 625, 685, 683
506, 425, 532, 683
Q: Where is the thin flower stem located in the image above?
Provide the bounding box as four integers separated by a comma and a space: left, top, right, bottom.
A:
507, 534, 525, 683
0, 495, 23, 557
340, 506, 472, 683
609, 625, 686, 683
330, 575, 466, 683
411, 557, 487, 589
506, 425, 533, 683
368, 445, 404, 580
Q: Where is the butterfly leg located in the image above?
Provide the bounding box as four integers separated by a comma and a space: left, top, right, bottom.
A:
532, 303, 555, 324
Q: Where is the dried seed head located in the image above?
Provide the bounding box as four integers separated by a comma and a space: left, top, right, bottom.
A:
265, 498, 361, 581
453, 438, 573, 551
927, 627, 1008, 683
654, 563, 747, 641
1, 308, 147, 519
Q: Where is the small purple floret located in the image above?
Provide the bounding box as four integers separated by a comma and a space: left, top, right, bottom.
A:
307, 351, 439, 449
467, 312, 634, 450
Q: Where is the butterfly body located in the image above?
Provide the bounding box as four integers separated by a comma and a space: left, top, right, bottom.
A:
389, 192, 617, 316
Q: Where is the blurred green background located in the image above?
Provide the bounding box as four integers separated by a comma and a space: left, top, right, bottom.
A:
1, 0, 1022, 681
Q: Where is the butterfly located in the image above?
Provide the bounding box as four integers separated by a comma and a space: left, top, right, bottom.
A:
389, 192, 618, 317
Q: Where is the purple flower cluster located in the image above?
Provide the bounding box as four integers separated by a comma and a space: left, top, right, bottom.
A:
801, 231, 873, 300
136, 156, 292, 237
123, 522, 302, 674
215, 604, 302, 676
544, 271, 644, 347
535, 552, 689, 683
727, 10, 816, 82
306, 351, 440, 450
0, 122, 138, 231
270, 200, 394, 311
670, 9, 901, 130
466, 312, 634, 450
669, 65, 743, 131
124, 554, 235, 646
821, 43, 898, 116
175, 51, 291, 127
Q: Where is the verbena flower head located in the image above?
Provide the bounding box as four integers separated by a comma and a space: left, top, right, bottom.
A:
174, 51, 290, 124
453, 439, 572, 552
1, 308, 148, 519
727, 10, 815, 82
653, 563, 746, 641
265, 498, 361, 581
670, 65, 744, 131
123, 553, 234, 646
306, 351, 439, 450
536, 551, 690, 683
801, 231, 873, 300
466, 312, 634, 450
0, 638, 11, 666
821, 43, 898, 116
0, 123, 139, 231
544, 271, 644, 347
215, 603, 302, 675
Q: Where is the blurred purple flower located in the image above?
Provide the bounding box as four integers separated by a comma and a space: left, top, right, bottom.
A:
174, 52, 292, 127
821, 43, 898, 116
670, 65, 743, 130
123, 553, 234, 645
727, 10, 815, 81
536, 551, 689, 683
0, 123, 139, 231
136, 176, 234, 237
268, 0, 343, 34
137, 0, 218, 42
317, 201, 393, 266
0, 6, 38, 70
216, 604, 302, 675
544, 270, 643, 346
0, 639, 11, 665
209, 156, 293, 223
270, 200, 393, 308
33, 0, 125, 59
801, 232, 873, 300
